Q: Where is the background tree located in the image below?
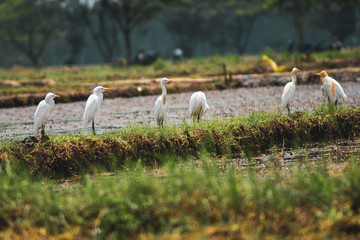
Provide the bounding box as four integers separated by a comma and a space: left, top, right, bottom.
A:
0, 0, 65, 66
264, 0, 320, 52
264, 0, 360, 52
100, 0, 168, 63
309, 6, 357, 46
62, 0, 87, 65
207, 0, 263, 54
83, 1, 121, 63
162, 0, 209, 57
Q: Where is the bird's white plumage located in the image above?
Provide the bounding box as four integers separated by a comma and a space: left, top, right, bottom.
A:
34, 92, 58, 136
189, 91, 209, 121
154, 95, 166, 125
83, 86, 105, 127
281, 67, 299, 114
154, 78, 171, 126
322, 76, 347, 105
281, 82, 296, 110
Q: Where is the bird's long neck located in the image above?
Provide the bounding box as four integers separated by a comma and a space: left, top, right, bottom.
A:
94, 90, 103, 98
95, 91, 104, 106
161, 81, 167, 104
291, 73, 297, 85
45, 98, 55, 105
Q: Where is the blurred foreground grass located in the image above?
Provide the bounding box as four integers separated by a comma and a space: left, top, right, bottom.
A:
0, 153, 360, 239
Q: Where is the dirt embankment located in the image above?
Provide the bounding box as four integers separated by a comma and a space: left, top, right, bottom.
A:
1, 66, 360, 108
3, 109, 360, 178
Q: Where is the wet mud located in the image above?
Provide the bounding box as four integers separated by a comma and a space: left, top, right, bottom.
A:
0, 81, 359, 139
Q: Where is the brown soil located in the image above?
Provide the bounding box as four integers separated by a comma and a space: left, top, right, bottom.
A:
5, 108, 360, 178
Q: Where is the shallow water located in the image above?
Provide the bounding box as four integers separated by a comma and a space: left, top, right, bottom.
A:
0, 82, 359, 139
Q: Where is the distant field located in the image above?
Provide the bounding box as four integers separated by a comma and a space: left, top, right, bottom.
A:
0, 49, 360, 96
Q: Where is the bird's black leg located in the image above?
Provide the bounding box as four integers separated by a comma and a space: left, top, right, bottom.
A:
197, 114, 200, 122
287, 104, 290, 115
335, 99, 338, 108
92, 120, 96, 135
41, 127, 45, 138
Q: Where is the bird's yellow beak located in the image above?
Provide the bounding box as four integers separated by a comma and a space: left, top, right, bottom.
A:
314, 73, 321, 76
103, 88, 112, 91
54, 95, 60, 98
167, 80, 173, 83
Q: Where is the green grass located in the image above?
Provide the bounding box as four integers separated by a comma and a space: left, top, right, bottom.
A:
0, 154, 360, 239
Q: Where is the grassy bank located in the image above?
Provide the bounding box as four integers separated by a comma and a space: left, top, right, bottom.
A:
0, 155, 360, 239
1, 106, 360, 178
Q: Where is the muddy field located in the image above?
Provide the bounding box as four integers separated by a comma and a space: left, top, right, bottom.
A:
0, 82, 359, 139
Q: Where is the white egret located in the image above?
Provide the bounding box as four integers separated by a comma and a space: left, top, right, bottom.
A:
83, 86, 111, 134
281, 67, 300, 115
315, 70, 347, 106
189, 91, 209, 122
34, 92, 60, 136
154, 77, 172, 127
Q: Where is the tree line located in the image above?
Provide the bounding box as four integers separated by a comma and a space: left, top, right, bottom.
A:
0, 0, 359, 67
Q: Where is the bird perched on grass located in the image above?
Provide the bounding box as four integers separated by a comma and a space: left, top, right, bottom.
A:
315, 70, 347, 107
262, 55, 286, 72
189, 91, 209, 122
281, 67, 300, 115
34, 92, 60, 137
154, 77, 172, 127
83, 86, 111, 134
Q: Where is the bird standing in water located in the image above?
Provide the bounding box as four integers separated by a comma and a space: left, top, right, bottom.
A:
34, 92, 60, 137
154, 77, 172, 127
189, 91, 209, 122
281, 67, 300, 115
83, 86, 111, 134
315, 70, 347, 107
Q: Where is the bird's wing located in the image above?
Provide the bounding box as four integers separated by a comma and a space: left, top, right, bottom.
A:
282, 82, 295, 98
189, 92, 204, 116
34, 101, 49, 126
332, 79, 347, 99
281, 82, 295, 108
34, 101, 50, 135
153, 96, 163, 118
189, 94, 197, 115
83, 94, 99, 125
199, 93, 208, 111
322, 81, 334, 103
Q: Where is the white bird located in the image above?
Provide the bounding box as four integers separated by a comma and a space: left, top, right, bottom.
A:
83, 86, 111, 134
315, 70, 347, 106
34, 92, 60, 137
189, 91, 209, 122
281, 67, 300, 115
154, 77, 172, 127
